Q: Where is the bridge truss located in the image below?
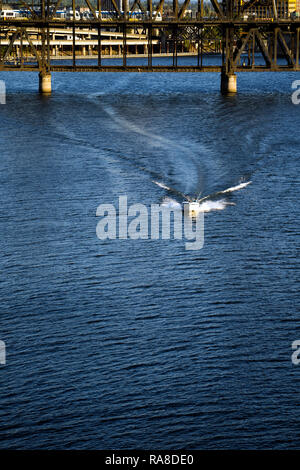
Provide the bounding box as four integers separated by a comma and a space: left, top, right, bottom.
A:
0, 0, 300, 78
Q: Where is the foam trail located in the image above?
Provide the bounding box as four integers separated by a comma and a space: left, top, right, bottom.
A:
155, 178, 250, 213
161, 197, 182, 210
161, 197, 235, 213
153, 180, 192, 202
104, 105, 179, 149
154, 179, 251, 204
219, 181, 252, 194
102, 105, 208, 194
198, 199, 235, 212
153, 181, 172, 191
198, 181, 252, 202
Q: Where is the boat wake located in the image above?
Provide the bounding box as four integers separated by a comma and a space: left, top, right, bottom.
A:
161, 197, 235, 213
52, 98, 252, 215
156, 180, 251, 212
101, 104, 209, 195
198, 199, 235, 212
211, 181, 252, 196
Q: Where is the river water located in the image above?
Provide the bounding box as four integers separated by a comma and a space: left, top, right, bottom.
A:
0, 57, 300, 449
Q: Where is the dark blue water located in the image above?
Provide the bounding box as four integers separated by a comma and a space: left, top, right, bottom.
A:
1, 57, 300, 449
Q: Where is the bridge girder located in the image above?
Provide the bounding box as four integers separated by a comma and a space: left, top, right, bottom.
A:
0, 0, 299, 74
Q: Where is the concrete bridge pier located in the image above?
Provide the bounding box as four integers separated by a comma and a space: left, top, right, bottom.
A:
221, 72, 237, 94
39, 71, 52, 94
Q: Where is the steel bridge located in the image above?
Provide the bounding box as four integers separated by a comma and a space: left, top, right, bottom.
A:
1, 0, 300, 93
